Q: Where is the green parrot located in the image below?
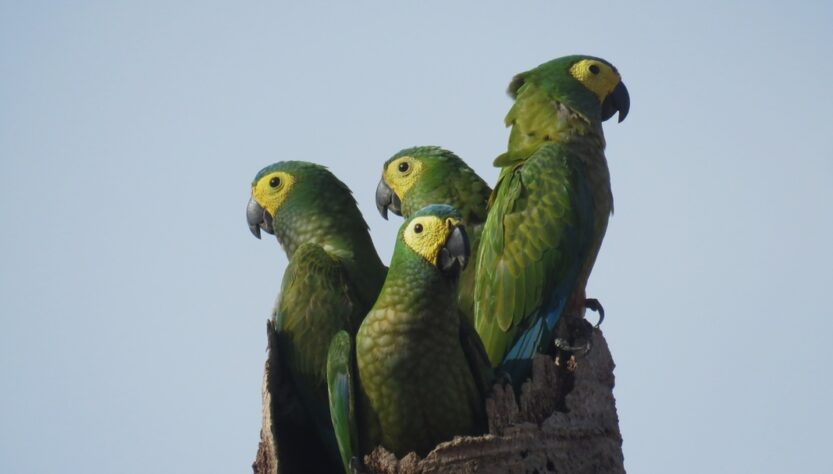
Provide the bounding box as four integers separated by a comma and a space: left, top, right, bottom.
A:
474, 55, 629, 376
246, 161, 387, 473
328, 204, 492, 461
374, 146, 492, 324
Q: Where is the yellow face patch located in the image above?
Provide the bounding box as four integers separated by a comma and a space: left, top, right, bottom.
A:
403, 216, 461, 265
569, 59, 621, 103
252, 171, 296, 215
383, 156, 424, 201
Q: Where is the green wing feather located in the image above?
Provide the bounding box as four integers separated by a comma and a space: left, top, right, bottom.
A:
474, 144, 595, 368
327, 330, 358, 474
274, 242, 368, 470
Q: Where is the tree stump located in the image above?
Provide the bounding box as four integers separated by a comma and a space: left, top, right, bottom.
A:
253, 327, 624, 474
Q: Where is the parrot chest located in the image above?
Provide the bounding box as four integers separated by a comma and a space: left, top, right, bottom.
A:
356, 305, 481, 457
529, 140, 612, 279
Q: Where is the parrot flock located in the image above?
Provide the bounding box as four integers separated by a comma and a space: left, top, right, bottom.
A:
246, 55, 629, 473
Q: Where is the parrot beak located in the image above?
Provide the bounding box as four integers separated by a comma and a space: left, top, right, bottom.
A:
247, 197, 274, 239
601, 80, 630, 123
438, 225, 470, 273
375, 178, 401, 220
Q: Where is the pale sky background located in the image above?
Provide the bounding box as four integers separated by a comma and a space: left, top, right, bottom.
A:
2, 1, 832, 473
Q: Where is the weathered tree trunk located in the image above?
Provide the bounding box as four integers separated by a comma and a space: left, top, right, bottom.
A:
253, 326, 624, 474
253, 323, 280, 474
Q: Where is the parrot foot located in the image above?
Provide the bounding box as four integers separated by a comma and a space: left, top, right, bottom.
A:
554, 353, 579, 372
584, 298, 605, 327
554, 339, 589, 372
555, 354, 578, 372
554, 337, 591, 354
553, 318, 594, 372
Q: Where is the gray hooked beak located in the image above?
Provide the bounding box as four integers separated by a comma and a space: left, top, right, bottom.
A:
246, 197, 274, 239
601, 80, 630, 123
438, 225, 470, 273
375, 178, 401, 220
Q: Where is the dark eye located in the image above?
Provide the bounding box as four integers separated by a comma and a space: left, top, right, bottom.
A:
269, 177, 281, 188
589, 64, 600, 75
414, 223, 423, 234
398, 162, 410, 173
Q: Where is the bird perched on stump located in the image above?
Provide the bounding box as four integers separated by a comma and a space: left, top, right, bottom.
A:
474, 55, 629, 383
328, 205, 493, 463
247, 161, 387, 472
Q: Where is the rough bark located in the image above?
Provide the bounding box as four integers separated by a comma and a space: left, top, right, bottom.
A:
254, 327, 624, 474
253, 322, 279, 474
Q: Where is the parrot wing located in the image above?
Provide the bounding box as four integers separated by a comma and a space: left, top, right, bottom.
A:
274, 242, 367, 470
327, 330, 358, 474
475, 144, 595, 371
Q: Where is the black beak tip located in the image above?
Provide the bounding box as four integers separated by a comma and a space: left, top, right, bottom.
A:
376, 203, 389, 220
602, 80, 630, 123
440, 225, 470, 273
615, 107, 627, 122
249, 224, 262, 239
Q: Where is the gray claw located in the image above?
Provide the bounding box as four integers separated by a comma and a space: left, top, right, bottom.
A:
554, 337, 592, 355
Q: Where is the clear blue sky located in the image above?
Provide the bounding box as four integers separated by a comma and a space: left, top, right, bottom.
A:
2, 1, 831, 472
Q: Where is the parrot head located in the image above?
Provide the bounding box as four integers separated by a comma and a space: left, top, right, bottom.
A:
375, 146, 489, 221
247, 163, 296, 239
510, 55, 630, 123
374, 147, 438, 220
397, 204, 470, 274
246, 161, 356, 240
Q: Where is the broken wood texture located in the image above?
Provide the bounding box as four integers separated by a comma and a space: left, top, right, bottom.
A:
252, 322, 342, 474
253, 326, 624, 474
252, 322, 278, 474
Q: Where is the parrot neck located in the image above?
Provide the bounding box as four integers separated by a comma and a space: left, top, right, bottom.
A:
403, 174, 490, 226
274, 203, 384, 270
560, 102, 605, 142
505, 97, 607, 163
383, 256, 459, 324
535, 100, 607, 150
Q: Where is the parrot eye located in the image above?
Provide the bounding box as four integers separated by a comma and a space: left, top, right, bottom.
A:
398, 162, 410, 173
414, 223, 423, 234
269, 177, 281, 188
589, 64, 600, 75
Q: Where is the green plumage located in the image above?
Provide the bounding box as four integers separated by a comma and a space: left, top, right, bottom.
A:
355, 205, 491, 458
380, 146, 491, 324
249, 161, 387, 472
326, 330, 358, 472
388, 147, 491, 224
474, 55, 627, 371
497, 55, 617, 166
